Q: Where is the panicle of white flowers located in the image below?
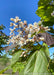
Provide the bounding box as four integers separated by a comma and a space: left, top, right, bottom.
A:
8, 16, 50, 47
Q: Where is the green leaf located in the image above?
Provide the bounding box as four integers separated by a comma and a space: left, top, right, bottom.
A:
36, 0, 54, 24
49, 60, 54, 74
20, 48, 50, 75
43, 43, 50, 57
12, 62, 26, 73
11, 51, 22, 65
36, 0, 54, 37
0, 51, 22, 74
38, 0, 52, 6
0, 66, 10, 74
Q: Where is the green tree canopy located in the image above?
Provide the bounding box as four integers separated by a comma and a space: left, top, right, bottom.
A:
0, 24, 9, 56
36, 0, 54, 35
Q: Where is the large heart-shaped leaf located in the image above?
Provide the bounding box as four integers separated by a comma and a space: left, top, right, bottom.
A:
20, 47, 51, 75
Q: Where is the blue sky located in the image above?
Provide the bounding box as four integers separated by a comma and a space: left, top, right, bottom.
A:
0, 0, 40, 35
0, 0, 54, 58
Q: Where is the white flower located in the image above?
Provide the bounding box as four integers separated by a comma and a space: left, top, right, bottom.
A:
44, 26, 48, 29
45, 29, 50, 31
15, 16, 19, 19
13, 23, 17, 26
18, 19, 21, 21
33, 22, 38, 28
39, 37, 44, 41
35, 28, 40, 33
19, 22, 24, 28
9, 28, 14, 32
10, 18, 14, 21
7, 39, 11, 44
19, 41, 23, 46
13, 23, 18, 28
12, 49, 15, 52
20, 38, 25, 44
25, 30, 29, 34
24, 41, 26, 45
38, 21, 42, 25
14, 19, 17, 23
16, 35, 20, 38
10, 32, 12, 35
44, 26, 50, 31
24, 54, 26, 57
10, 22, 14, 26
15, 16, 21, 22
24, 20, 27, 25
28, 24, 33, 29
14, 18, 21, 23
13, 27, 16, 30
19, 31, 23, 35
11, 39, 16, 44
29, 39, 34, 42
26, 39, 29, 42
20, 37, 24, 41
28, 34, 31, 38
12, 36, 16, 40
22, 51, 26, 54
26, 27, 29, 30
30, 29, 34, 34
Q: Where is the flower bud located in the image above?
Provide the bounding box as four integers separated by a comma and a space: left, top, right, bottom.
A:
10, 18, 14, 21
24, 20, 27, 25
24, 54, 26, 57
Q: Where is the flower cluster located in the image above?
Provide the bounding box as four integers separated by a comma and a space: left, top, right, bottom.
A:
7, 16, 50, 46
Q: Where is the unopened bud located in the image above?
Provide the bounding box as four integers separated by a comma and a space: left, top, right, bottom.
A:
10, 18, 14, 21
12, 49, 15, 52
24, 54, 26, 57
